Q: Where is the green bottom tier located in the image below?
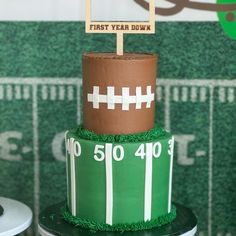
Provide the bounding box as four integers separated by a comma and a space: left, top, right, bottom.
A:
64, 125, 175, 231
62, 205, 176, 232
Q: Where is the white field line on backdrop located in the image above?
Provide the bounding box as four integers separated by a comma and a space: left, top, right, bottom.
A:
1, 77, 236, 236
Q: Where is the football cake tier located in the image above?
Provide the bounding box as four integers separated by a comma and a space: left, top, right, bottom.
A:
63, 125, 175, 231
83, 53, 157, 135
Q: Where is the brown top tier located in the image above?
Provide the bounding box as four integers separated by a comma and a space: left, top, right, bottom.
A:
83, 53, 157, 135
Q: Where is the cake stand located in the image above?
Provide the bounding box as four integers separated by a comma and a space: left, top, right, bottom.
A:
0, 197, 33, 236
38, 202, 197, 236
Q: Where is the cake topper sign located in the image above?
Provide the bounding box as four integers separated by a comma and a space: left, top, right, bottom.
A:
85, 0, 155, 55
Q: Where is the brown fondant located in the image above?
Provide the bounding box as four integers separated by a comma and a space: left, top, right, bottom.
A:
83, 53, 157, 135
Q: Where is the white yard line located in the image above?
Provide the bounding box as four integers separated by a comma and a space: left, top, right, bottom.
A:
164, 85, 171, 131
32, 84, 40, 235
0, 78, 80, 85
0, 78, 236, 88
208, 86, 214, 236
159, 79, 236, 87
70, 140, 77, 216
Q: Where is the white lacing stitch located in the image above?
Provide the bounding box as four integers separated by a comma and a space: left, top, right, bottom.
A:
87, 86, 155, 110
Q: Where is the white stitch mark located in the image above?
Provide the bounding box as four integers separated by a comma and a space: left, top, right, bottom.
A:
87, 86, 99, 108
107, 87, 115, 110
122, 87, 130, 111
87, 86, 155, 110
146, 86, 154, 108
136, 87, 142, 109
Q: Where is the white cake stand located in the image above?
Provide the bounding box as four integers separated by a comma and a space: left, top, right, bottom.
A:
0, 197, 33, 236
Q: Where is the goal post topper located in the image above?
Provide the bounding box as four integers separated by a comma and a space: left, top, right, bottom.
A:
85, 0, 156, 55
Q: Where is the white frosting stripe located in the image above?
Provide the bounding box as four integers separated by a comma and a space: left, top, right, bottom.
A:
168, 136, 175, 213
146, 86, 154, 108
65, 131, 70, 208
70, 138, 77, 216
122, 87, 130, 111
105, 143, 113, 225
144, 143, 153, 221
107, 86, 115, 110
136, 86, 142, 109
87, 86, 100, 109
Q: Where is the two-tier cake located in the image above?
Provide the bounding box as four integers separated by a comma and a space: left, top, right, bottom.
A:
62, 53, 176, 231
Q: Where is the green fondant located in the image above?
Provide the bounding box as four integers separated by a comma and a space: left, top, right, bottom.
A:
76, 138, 106, 222
112, 144, 145, 224
74, 124, 169, 143
152, 140, 170, 218
61, 205, 176, 232
66, 127, 172, 225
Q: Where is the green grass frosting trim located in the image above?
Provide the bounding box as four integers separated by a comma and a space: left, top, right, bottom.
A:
73, 124, 170, 143
61, 205, 176, 232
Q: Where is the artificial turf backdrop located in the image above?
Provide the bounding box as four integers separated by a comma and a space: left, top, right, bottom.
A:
0, 22, 235, 236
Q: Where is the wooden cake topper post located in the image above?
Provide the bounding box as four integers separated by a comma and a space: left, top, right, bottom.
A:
86, 0, 156, 55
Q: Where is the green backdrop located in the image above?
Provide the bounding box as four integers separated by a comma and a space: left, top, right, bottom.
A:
0, 22, 235, 236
